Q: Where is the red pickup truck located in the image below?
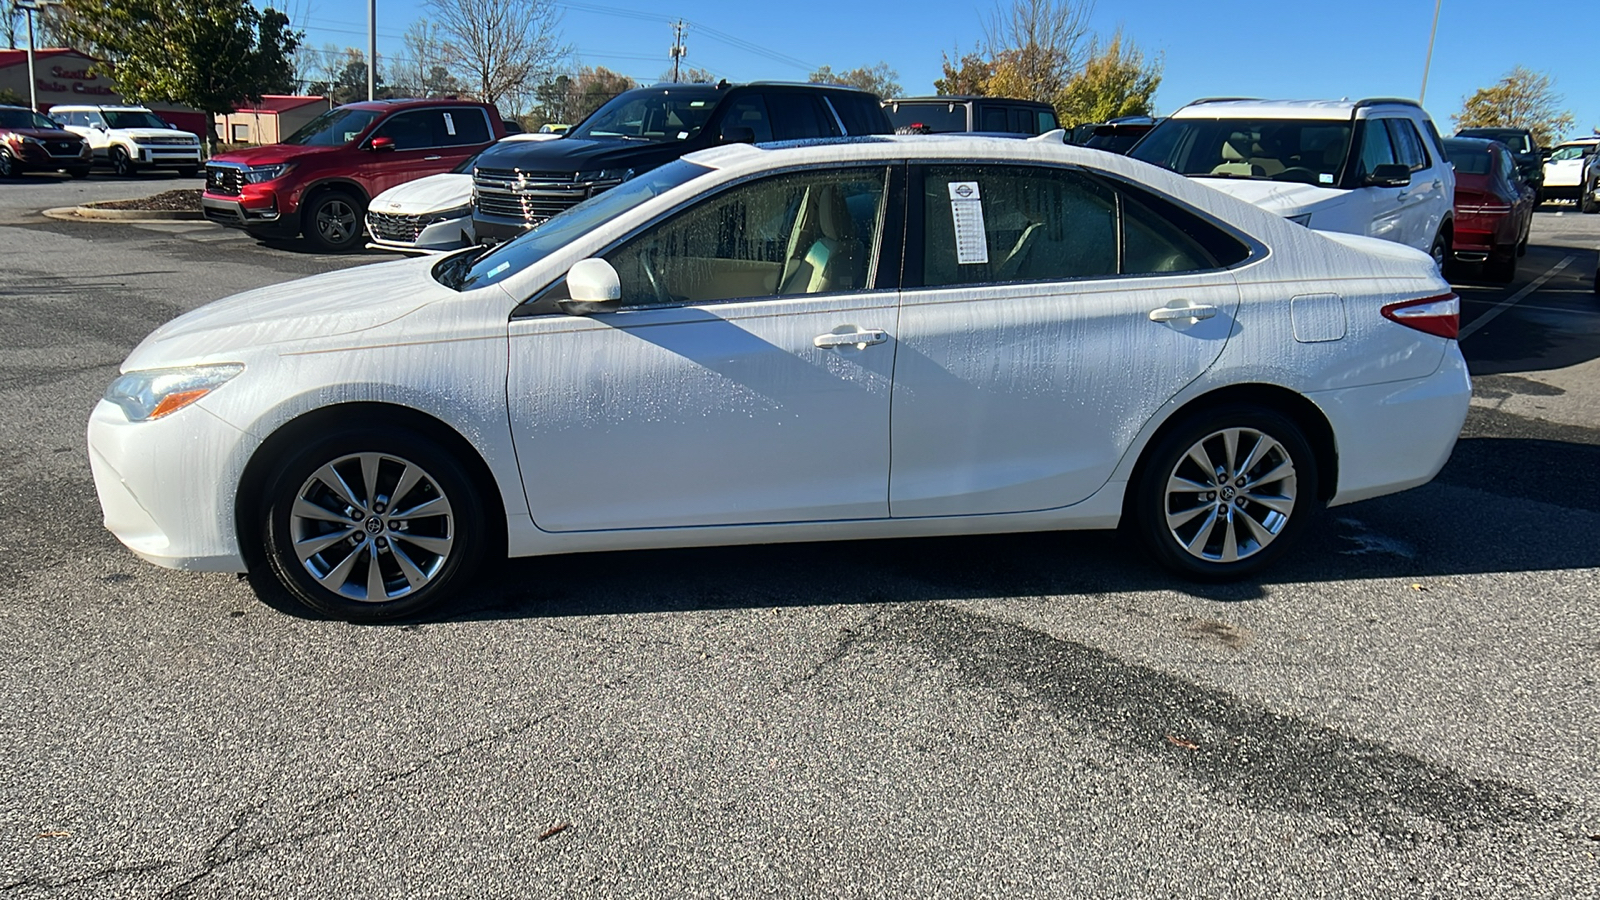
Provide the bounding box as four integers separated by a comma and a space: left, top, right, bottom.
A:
202, 98, 505, 251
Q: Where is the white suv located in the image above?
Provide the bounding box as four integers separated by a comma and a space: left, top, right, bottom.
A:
50, 105, 202, 177
1543, 136, 1599, 204
1131, 98, 1455, 266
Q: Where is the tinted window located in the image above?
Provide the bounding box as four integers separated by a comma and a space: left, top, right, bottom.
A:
1443, 140, 1492, 175
1385, 119, 1428, 171
604, 166, 887, 307
0, 109, 61, 129
980, 106, 1008, 132
715, 95, 773, 143
1356, 120, 1397, 177
826, 93, 890, 135
1121, 193, 1218, 274
375, 110, 441, 150
921, 165, 1117, 286
884, 101, 967, 133
439, 108, 491, 145
769, 94, 838, 141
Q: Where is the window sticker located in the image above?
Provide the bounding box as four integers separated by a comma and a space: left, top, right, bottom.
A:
947, 182, 989, 265
1319, 173, 1334, 184
677, 131, 689, 140
443, 112, 456, 136
690, 101, 706, 107
487, 261, 510, 279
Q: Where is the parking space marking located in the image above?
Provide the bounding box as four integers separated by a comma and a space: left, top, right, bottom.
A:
1457, 255, 1576, 341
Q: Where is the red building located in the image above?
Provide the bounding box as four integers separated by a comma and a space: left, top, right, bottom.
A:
0, 48, 210, 136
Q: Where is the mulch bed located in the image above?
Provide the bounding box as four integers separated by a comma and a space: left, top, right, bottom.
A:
91, 189, 202, 211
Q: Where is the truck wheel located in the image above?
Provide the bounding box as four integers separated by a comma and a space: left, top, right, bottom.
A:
303, 190, 365, 252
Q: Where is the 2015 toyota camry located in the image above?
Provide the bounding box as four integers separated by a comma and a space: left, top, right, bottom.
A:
88, 134, 1470, 621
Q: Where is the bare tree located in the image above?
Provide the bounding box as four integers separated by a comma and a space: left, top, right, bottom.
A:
982, 0, 1094, 103
399, 20, 459, 97
426, 0, 567, 110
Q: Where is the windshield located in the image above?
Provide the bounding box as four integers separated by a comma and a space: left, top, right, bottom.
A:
1459, 130, 1528, 153
438, 160, 713, 291
104, 110, 169, 129
1442, 140, 1493, 175
1132, 118, 1354, 186
0, 109, 60, 130
283, 107, 380, 146
885, 102, 967, 133
569, 90, 719, 143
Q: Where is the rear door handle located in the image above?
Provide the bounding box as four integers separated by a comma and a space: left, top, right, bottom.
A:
424, 155, 442, 161
814, 329, 888, 349
1148, 304, 1218, 322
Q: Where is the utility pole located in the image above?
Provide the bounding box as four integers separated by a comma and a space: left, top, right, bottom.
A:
1420, 0, 1442, 103
367, 0, 376, 101
669, 20, 686, 83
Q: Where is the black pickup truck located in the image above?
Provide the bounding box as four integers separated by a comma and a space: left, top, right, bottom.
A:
471, 81, 892, 243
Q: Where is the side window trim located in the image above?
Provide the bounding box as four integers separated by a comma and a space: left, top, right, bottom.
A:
820, 95, 848, 135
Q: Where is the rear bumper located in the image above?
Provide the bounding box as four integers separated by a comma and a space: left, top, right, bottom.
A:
1312, 346, 1471, 507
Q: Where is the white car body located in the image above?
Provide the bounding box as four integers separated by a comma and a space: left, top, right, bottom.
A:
89, 135, 1470, 617
1131, 99, 1455, 259
1542, 137, 1600, 198
50, 104, 202, 173
366, 132, 563, 254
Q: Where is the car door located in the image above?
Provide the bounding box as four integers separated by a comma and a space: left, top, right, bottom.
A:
1350, 117, 1410, 246
1385, 118, 1447, 251
1543, 144, 1589, 189
507, 164, 901, 532
360, 107, 488, 196
889, 163, 1241, 518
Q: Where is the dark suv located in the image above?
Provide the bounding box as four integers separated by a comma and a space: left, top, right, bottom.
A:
1453, 127, 1543, 201
0, 105, 91, 178
203, 98, 505, 251
883, 96, 1058, 135
471, 82, 892, 242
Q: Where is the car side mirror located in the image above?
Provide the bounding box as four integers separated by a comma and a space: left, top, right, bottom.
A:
1364, 163, 1411, 188
93, 123, 107, 132
370, 135, 395, 151
720, 125, 756, 145
558, 258, 623, 316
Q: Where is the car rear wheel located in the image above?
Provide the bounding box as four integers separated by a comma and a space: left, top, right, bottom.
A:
1582, 186, 1598, 215
1429, 228, 1454, 278
259, 426, 486, 621
68, 167, 90, 180
111, 146, 138, 177
1131, 406, 1320, 580
303, 190, 364, 252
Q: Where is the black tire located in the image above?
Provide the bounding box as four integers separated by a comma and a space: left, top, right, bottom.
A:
1582, 187, 1599, 215
1430, 228, 1457, 280
177, 166, 198, 179
302, 189, 365, 252
68, 167, 90, 180
111, 146, 138, 177
258, 425, 487, 621
0, 147, 17, 178
1131, 405, 1320, 580
1484, 249, 1517, 283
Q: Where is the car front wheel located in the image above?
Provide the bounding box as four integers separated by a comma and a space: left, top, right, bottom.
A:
258, 426, 486, 621
0, 147, 17, 178
1132, 406, 1320, 580
303, 190, 365, 252
111, 146, 138, 177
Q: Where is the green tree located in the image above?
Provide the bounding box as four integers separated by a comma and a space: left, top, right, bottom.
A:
808, 62, 901, 99
1452, 66, 1574, 148
934, 51, 992, 96
307, 48, 385, 105
56, 0, 300, 147
1054, 31, 1162, 127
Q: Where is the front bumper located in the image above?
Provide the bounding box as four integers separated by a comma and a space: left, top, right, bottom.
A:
128, 143, 202, 166
366, 211, 476, 254
87, 398, 256, 572
1312, 346, 1471, 507
15, 141, 90, 170
201, 193, 294, 235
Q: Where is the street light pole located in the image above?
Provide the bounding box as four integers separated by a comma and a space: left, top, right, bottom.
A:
1420, 0, 1443, 103
367, 0, 376, 101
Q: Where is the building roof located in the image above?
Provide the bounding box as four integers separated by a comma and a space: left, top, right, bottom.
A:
0, 48, 85, 69
231, 95, 327, 114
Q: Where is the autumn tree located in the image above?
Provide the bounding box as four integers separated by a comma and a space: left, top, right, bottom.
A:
1453, 66, 1574, 148
56, 0, 300, 146
1054, 30, 1162, 127
808, 62, 901, 99
935, 51, 993, 96
982, 0, 1093, 104
426, 0, 566, 110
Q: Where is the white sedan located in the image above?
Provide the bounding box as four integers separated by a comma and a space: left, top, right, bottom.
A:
89, 134, 1471, 621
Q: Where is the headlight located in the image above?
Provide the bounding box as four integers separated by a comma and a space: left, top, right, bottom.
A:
21, 135, 44, 147
429, 204, 472, 222
242, 163, 294, 184
1286, 213, 1313, 227
104, 364, 244, 422
574, 167, 633, 184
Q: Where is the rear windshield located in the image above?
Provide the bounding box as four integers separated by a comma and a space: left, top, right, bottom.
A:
1458, 129, 1529, 153
283, 107, 381, 146
885, 101, 967, 133
1442, 140, 1492, 175
570, 89, 720, 143
1132, 117, 1354, 186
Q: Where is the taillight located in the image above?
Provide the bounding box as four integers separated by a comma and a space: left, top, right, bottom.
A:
1381, 293, 1459, 339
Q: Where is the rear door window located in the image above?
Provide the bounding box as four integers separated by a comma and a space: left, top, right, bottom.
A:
979, 106, 1008, 132
769, 94, 839, 141
825, 93, 889, 135
716, 95, 774, 142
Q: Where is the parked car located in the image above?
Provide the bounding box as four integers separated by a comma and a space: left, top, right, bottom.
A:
1453, 126, 1543, 201
0, 105, 91, 178
366, 133, 561, 254
884, 96, 1059, 135
1131, 98, 1456, 267
90, 134, 1469, 621
472, 82, 892, 243
1080, 117, 1161, 155
202, 98, 506, 252
1577, 141, 1600, 214
1441, 137, 1534, 282
1540, 137, 1600, 203
50, 104, 202, 177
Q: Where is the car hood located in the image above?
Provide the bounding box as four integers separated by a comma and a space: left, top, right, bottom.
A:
122, 257, 451, 370
1191, 177, 1347, 217
472, 135, 680, 173
370, 173, 472, 214
8, 126, 81, 141
119, 127, 198, 140
208, 143, 339, 167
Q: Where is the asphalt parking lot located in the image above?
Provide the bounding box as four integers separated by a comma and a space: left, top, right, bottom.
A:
2, 174, 1598, 897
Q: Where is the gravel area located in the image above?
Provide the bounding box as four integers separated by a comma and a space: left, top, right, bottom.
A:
89, 189, 202, 211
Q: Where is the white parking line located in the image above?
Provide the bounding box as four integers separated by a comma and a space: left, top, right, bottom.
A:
1457, 255, 1576, 340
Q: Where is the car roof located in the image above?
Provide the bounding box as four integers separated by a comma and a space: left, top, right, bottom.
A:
337, 98, 488, 111
1169, 98, 1424, 120
886, 95, 1054, 108
1552, 136, 1600, 146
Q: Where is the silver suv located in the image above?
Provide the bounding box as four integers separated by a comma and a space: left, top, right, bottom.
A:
1131, 98, 1456, 267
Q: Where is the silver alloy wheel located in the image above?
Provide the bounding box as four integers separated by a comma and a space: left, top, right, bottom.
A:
315, 199, 357, 244
288, 451, 455, 603
1163, 427, 1297, 563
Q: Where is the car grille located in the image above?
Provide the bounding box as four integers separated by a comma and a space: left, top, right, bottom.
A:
206, 164, 241, 196
473, 167, 620, 225
367, 211, 428, 242
45, 140, 81, 157
140, 136, 193, 146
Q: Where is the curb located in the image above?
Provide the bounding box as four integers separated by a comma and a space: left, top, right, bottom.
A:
43, 206, 208, 224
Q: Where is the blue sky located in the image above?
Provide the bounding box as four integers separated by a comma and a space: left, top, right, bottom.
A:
282, 0, 1599, 142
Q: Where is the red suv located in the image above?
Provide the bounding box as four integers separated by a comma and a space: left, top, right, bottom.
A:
0, 105, 92, 179
203, 98, 505, 251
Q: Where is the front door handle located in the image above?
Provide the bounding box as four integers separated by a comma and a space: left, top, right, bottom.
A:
1148, 304, 1218, 323
814, 329, 888, 349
